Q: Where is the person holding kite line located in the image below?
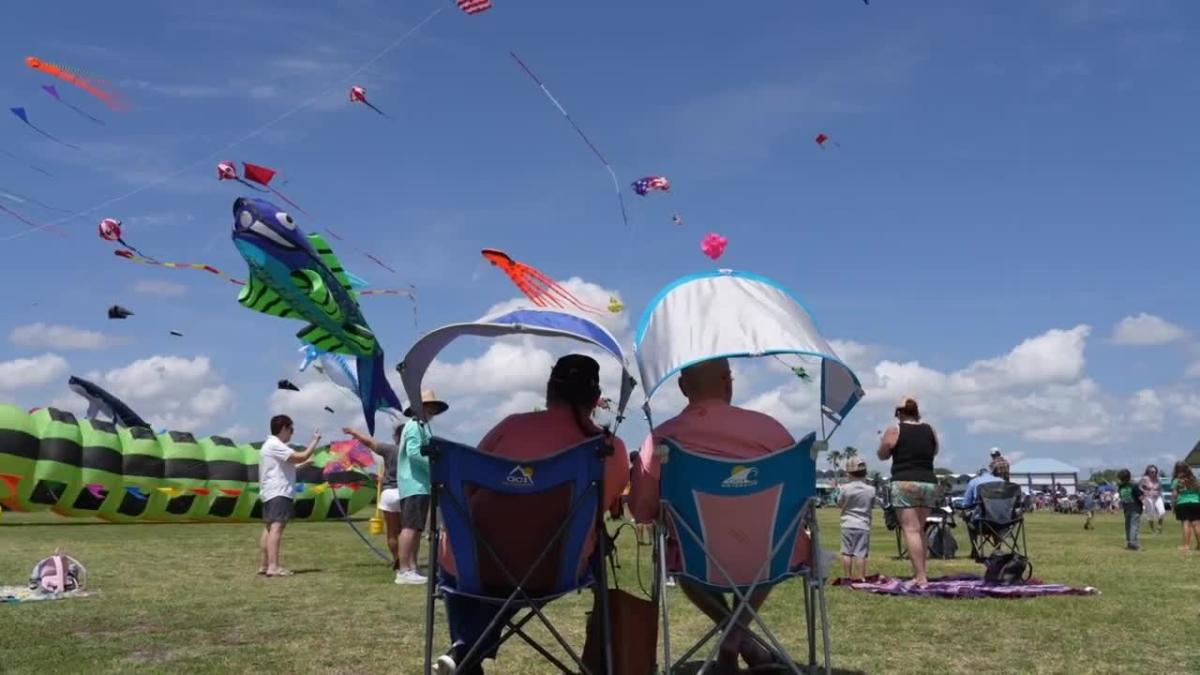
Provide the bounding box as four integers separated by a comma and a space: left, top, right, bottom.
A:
629, 358, 795, 672
343, 425, 406, 582
257, 415, 322, 577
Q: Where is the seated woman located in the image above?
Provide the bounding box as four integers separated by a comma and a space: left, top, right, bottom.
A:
436, 354, 630, 675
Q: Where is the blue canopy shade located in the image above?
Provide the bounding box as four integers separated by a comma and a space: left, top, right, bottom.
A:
397, 309, 636, 422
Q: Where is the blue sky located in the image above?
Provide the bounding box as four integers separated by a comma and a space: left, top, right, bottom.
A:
0, 0, 1197, 474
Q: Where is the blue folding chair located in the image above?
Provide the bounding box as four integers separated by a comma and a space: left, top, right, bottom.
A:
656, 434, 831, 674
422, 435, 614, 674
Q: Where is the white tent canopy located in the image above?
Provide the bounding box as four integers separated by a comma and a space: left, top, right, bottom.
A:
397, 309, 637, 423
634, 270, 864, 437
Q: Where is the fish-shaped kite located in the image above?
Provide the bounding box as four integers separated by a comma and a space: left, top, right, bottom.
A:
231, 197, 401, 434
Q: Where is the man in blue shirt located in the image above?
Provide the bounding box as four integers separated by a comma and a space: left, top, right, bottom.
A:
961, 458, 1008, 559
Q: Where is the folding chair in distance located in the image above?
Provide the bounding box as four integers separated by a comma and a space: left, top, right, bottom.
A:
656, 435, 830, 675
421, 436, 614, 674
968, 481, 1028, 562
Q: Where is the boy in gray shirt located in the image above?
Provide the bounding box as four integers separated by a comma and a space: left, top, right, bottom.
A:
838, 458, 876, 580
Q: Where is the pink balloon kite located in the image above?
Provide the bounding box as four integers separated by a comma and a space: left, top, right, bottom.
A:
701, 233, 728, 260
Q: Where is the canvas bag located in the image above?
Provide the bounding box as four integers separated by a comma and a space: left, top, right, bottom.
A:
583, 525, 659, 675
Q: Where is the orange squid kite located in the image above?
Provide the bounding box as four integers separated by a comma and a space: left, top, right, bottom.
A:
25, 56, 130, 111
481, 248, 602, 315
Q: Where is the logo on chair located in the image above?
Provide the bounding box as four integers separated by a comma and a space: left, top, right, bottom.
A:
721, 465, 758, 488
505, 465, 535, 487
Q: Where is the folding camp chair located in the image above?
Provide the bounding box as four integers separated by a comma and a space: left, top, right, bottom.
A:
421, 436, 614, 674
656, 435, 830, 675
967, 481, 1027, 563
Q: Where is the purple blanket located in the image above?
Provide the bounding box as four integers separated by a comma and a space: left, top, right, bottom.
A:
833, 574, 1098, 599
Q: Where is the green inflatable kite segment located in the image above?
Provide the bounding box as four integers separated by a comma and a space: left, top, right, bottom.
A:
0, 404, 374, 522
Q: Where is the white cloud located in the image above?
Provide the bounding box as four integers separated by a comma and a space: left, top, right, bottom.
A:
75, 355, 235, 430
1188, 361, 1200, 379
950, 326, 1090, 392
853, 325, 1182, 447
1112, 313, 1187, 346
0, 354, 69, 392
134, 280, 188, 297
9, 323, 129, 351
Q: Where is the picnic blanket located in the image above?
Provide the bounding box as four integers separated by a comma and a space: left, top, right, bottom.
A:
833, 574, 1098, 599
1, 585, 96, 604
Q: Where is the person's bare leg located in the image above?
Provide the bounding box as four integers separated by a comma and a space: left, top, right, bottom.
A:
898, 508, 929, 586
679, 579, 772, 666
384, 512, 402, 570
266, 522, 286, 572
841, 554, 852, 579
397, 527, 414, 571
411, 529, 424, 572
259, 526, 269, 573
854, 556, 868, 580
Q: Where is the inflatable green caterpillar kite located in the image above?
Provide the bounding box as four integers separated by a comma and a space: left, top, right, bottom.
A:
0, 404, 374, 522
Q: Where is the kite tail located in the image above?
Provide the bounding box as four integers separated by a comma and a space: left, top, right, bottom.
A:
365, 102, 388, 118
526, 267, 602, 315
355, 353, 403, 436
117, 239, 157, 263
269, 189, 309, 216
234, 178, 270, 193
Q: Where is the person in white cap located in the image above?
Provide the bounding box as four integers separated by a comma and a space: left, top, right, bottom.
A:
394, 389, 449, 584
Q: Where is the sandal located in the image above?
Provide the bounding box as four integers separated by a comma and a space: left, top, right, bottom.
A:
266, 569, 295, 577
256, 568, 268, 576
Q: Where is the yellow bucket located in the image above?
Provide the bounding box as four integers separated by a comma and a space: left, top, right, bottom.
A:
368, 515, 384, 535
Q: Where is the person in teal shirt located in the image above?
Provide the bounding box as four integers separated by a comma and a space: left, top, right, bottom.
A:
1170, 461, 1200, 552
394, 389, 449, 585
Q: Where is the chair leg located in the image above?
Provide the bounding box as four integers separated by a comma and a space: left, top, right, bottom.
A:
423, 493, 441, 675
804, 578, 815, 669
810, 515, 832, 675
658, 527, 672, 673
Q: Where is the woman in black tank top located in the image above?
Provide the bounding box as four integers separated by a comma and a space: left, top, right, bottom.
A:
877, 396, 940, 586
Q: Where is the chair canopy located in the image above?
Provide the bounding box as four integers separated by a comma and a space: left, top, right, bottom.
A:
398, 309, 637, 423
633, 271, 864, 433
431, 436, 607, 598
659, 435, 817, 591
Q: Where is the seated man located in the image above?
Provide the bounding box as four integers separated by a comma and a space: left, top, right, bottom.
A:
629, 358, 795, 674
961, 458, 1009, 558
436, 354, 629, 675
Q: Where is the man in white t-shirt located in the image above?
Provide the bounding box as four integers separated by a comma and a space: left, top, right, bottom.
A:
258, 414, 322, 577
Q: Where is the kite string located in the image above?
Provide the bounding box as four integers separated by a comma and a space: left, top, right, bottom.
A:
1, 4, 445, 243
508, 51, 629, 228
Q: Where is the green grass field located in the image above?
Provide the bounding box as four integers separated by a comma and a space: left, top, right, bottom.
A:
0, 509, 1196, 674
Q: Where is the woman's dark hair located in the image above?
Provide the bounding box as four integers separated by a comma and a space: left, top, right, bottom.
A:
1117, 468, 1131, 484
1144, 464, 1159, 477
393, 424, 404, 445
1173, 462, 1197, 491
894, 398, 920, 421
546, 354, 605, 437
270, 414, 293, 435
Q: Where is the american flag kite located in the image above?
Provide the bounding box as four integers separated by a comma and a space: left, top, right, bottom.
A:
632, 176, 671, 196
456, 0, 492, 14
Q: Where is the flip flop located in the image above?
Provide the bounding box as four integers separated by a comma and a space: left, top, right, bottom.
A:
266, 569, 295, 577
256, 568, 268, 576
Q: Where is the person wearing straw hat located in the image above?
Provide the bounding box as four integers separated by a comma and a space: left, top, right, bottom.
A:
394, 389, 449, 585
